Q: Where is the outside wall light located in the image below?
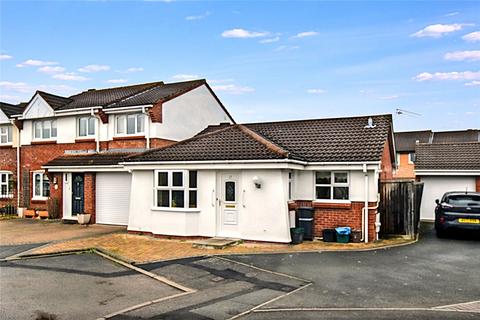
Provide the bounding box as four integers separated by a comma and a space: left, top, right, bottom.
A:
252, 176, 262, 189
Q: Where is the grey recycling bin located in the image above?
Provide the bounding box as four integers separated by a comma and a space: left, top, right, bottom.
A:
296, 207, 314, 240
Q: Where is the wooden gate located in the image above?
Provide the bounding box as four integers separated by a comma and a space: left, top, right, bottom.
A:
379, 180, 424, 238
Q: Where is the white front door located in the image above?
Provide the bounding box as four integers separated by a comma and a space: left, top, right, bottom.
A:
62, 173, 73, 220
217, 172, 240, 238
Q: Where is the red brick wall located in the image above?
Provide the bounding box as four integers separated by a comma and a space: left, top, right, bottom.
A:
394, 153, 415, 179
0, 146, 17, 207
100, 137, 175, 150
84, 173, 96, 223
380, 140, 394, 181
477, 177, 480, 192
290, 200, 377, 242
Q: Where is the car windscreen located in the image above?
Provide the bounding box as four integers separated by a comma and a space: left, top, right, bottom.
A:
444, 195, 480, 206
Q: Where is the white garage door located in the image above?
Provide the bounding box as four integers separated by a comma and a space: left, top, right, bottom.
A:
419, 176, 476, 221
96, 173, 131, 225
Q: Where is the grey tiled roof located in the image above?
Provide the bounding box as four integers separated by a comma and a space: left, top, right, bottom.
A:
57, 82, 163, 110
415, 142, 480, 170
107, 80, 206, 108
37, 91, 73, 110
432, 130, 479, 144
127, 114, 393, 163
394, 130, 432, 152
0, 102, 25, 117
43, 152, 137, 167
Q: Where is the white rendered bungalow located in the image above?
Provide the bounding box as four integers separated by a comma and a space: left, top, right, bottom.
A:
122, 114, 396, 243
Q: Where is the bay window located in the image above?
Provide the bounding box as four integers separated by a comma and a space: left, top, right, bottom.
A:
78, 116, 96, 137
0, 172, 13, 198
34, 120, 57, 140
0, 125, 12, 144
154, 170, 197, 209
315, 171, 349, 201
115, 113, 145, 135
33, 172, 50, 199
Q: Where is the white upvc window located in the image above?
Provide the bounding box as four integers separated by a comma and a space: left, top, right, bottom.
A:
0, 125, 12, 144
33, 171, 50, 199
154, 170, 197, 209
408, 152, 416, 164
315, 171, 350, 201
115, 113, 145, 135
288, 171, 294, 200
78, 116, 96, 137
0, 172, 13, 199
33, 119, 57, 140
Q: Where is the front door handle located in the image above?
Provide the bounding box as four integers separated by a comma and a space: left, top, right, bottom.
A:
75, 197, 81, 200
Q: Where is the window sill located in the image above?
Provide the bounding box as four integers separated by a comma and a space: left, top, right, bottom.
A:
151, 207, 200, 213
0, 196, 14, 199
31, 140, 57, 145
31, 197, 48, 202
75, 137, 96, 143
313, 201, 352, 209
113, 135, 145, 140
0, 144, 13, 148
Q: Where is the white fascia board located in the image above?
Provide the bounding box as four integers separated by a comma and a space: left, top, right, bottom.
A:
416, 169, 480, 176
103, 105, 153, 114
54, 106, 102, 116
43, 165, 126, 172
305, 162, 381, 171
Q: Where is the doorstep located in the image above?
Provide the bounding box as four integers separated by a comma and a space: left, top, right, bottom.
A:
192, 237, 243, 249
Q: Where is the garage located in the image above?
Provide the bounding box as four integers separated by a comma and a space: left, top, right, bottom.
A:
96, 172, 132, 225
418, 176, 476, 221
415, 142, 480, 221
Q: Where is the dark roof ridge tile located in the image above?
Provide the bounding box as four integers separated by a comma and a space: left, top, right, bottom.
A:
237, 124, 290, 158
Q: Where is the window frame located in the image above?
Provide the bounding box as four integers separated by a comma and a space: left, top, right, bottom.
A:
115, 113, 145, 136
32, 171, 50, 200
77, 116, 96, 138
0, 125, 12, 145
314, 171, 350, 202
33, 119, 57, 140
288, 171, 294, 201
0, 171, 13, 199
408, 152, 415, 164
153, 170, 198, 210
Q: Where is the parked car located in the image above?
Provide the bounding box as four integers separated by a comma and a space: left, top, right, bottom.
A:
435, 192, 480, 237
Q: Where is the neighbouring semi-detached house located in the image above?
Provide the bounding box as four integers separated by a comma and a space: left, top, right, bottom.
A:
393, 129, 479, 179
45, 114, 395, 243
0, 79, 234, 223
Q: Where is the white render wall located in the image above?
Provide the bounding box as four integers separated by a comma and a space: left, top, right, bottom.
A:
151, 85, 232, 141
293, 170, 378, 202
419, 175, 476, 221
127, 168, 291, 242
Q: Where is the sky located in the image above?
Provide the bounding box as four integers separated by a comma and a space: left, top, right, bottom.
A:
0, 0, 479, 132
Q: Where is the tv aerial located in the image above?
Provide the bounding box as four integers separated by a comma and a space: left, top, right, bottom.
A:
396, 108, 421, 118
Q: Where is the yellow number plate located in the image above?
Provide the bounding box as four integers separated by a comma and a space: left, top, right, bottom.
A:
458, 218, 480, 224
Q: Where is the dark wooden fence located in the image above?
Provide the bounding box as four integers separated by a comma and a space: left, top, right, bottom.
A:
379, 180, 424, 238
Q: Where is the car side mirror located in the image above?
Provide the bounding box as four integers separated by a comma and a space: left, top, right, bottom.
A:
435, 199, 440, 205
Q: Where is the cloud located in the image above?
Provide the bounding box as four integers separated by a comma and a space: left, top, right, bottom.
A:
0, 54, 13, 60
413, 71, 480, 81
16, 59, 58, 67
211, 84, 254, 94
172, 74, 200, 80
292, 31, 319, 38
106, 79, 128, 84
77, 64, 110, 73
444, 12, 459, 17
465, 80, 480, 86
185, 11, 210, 21
0, 81, 30, 93
444, 50, 480, 61
259, 36, 280, 44
378, 95, 400, 100
53, 73, 90, 81
118, 67, 144, 73
221, 28, 269, 38
307, 88, 327, 94
0, 94, 23, 103
462, 31, 480, 42
37, 84, 78, 96
274, 45, 300, 52
37, 66, 66, 74
411, 23, 468, 38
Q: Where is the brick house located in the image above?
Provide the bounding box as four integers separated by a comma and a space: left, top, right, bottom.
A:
1, 79, 234, 223
393, 129, 479, 179
108, 114, 394, 243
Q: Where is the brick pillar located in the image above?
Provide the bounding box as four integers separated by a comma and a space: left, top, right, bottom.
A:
84, 173, 96, 223
476, 177, 480, 192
